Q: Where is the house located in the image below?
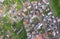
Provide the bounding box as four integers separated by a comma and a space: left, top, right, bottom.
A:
0, 0, 4, 2
37, 23, 43, 29
53, 19, 56, 23
43, 0, 49, 5
52, 16, 55, 19
48, 12, 52, 15
37, 35, 43, 39
42, 14, 45, 16
0, 36, 4, 39
41, 5, 45, 10
23, 8, 27, 12
33, 37, 37, 39
34, 35, 43, 39
27, 5, 31, 9
52, 31, 56, 37
57, 19, 60, 22
38, 2, 42, 6
32, 31, 36, 35
39, 8, 43, 13
28, 34, 32, 39
6, 30, 11, 38
0, 9, 3, 13
31, 1, 37, 5
23, 19, 28, 25
48, 18, 51, 21
21, 12, 25, 16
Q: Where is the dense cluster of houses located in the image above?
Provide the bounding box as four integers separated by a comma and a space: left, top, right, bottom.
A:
0, 0, 60, 39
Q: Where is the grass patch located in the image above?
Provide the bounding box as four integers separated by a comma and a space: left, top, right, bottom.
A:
1, 16, 27, 39
30, 0, 37, 2
50, 0, 60, 18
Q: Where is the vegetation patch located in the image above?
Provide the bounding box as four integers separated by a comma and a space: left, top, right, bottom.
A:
50, 0, 60, 18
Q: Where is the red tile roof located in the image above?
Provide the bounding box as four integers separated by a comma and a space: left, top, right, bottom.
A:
38, 35, 43, 39
34, 35, 43, 39
0, 9, 3, 13
34, 37, 37, 39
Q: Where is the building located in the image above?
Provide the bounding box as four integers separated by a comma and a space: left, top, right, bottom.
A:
43, 0, 49, 5
0, 0, 4, 2
0, 36, 4, 39
33, 35, 43, 39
